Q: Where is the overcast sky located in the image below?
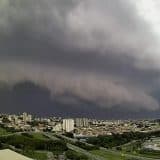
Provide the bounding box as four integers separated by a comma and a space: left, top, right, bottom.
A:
0, 0, 160, 118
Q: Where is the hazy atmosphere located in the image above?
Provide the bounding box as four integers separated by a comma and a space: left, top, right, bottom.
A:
0, 0, 160, 119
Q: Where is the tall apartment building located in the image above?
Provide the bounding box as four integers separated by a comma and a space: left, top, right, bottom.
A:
22, 112, 32, 123
62, 119, 74, 132
75, 118, 89, 127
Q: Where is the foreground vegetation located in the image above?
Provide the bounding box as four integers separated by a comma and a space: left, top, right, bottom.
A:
90, 149, 125, 160
22, 150, 48, 160
0, 133, 67, 152
87, 130, 160, 148
66, 150, 89, 160
0, 132, 90, 160
0, 132, 68, 160
0, 129, 160, 160
0, 127, 11, 136
86, 131, 160, 159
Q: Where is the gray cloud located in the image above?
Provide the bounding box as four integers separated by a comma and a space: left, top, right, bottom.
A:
0, 0, 160, 114
0, 61, 159, 111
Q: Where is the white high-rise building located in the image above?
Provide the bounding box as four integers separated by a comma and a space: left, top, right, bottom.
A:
23, 112, 27, 123
27, 114, 32, 122
62, 119, 74, 132
75, 118, 89, 127
22, 112, 32, 123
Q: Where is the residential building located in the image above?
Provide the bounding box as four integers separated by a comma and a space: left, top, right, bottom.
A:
62, 119, 74, 132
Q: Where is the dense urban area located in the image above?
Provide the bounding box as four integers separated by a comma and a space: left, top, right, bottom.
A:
0, 113, 160, 160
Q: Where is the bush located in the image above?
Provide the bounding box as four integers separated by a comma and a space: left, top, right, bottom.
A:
65, 150, 88, 160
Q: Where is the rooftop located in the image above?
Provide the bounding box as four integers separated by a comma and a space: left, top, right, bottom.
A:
0, 149, 33, 160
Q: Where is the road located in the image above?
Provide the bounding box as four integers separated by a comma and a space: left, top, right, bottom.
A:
67, 143, 106, 160
55, 133, 78, 143
46, 133, 106, 160
42, 132, 60, 141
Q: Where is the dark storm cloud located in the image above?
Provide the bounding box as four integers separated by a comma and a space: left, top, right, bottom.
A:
0, 81, 160, 119
0, 0, 160, 116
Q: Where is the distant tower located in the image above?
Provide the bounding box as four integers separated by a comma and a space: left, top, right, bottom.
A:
22, 112, 32, 123
23, 112, 27, 123
27, 114, 32, 122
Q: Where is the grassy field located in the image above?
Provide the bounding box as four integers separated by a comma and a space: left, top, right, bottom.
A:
31, 132, 49, 140
90, 144, 160, 160
137, 151, 160, 159
90, 150, 126, 160
23, 151, 48, 160
0, 127, 10, 136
